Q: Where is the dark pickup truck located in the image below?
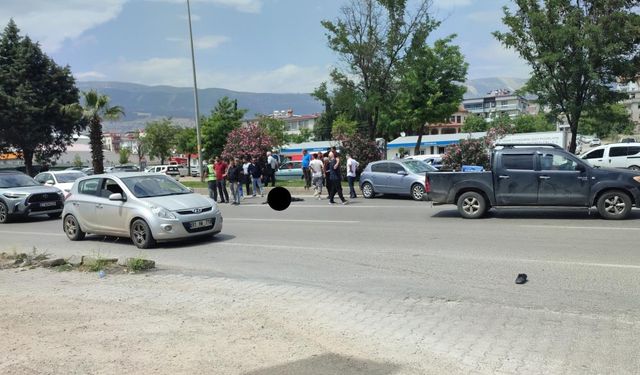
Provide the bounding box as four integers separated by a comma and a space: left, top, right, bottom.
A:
426, 144, 640, 219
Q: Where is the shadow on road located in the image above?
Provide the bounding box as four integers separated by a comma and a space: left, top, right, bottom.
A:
242, 353, 400, 375
432, 208, 640, 220
80, 233, 236, 249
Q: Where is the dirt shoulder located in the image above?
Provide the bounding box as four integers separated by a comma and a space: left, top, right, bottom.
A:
0, 269, 461, 375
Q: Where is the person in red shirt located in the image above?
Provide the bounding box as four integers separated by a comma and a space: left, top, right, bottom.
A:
214, 156, 229, 203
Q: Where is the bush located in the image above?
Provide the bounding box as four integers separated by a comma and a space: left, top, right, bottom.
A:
336, 133, 381, 176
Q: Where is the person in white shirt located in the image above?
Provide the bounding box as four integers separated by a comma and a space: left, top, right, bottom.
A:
346, 153, 359, 199
309, 153, 325, 199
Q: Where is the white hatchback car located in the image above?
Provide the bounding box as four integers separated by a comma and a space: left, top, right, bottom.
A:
62, 173, 222, 248
580, 143, 640, 171
34, 171, 86, 199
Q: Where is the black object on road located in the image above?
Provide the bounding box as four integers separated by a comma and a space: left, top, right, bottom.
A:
515, 273, 528, 284
267, 187, 292, 211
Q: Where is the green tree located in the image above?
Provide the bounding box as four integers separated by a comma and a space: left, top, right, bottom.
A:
0, 20, 84, 175
73, 154, 83, 167
175, 127, 197, 174
513, 113, 556, 133
144, 119, 177, 165
395, 34, 468, 155
331, 114, 358, 139
257, 116, 287, 148
201, 97, 247, 159
287, 128, 313, 144
312, 82, 364, 140
81, 90, 124, 174
461, 115, 488, 132
580, 103, 636, 138
119, 148, 131, 165
494, 0, 640, 153
321, 0, 437, 139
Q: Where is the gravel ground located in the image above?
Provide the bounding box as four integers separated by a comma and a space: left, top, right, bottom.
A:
0, 268, 464, 375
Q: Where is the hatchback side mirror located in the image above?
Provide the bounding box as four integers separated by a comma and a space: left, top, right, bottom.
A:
397, 170, 408, 175
45, 180, 55, 186
108, 193, 124, 201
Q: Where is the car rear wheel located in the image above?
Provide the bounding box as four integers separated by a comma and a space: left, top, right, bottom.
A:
629, 165, 640, 171
361, 182, 375, 199
0, 201, 10, 223
130, 219, 156, 249
457, 191, 487, 219
597, 190, 632, 220
411, 183, 425, 201
64, 214, 85, 241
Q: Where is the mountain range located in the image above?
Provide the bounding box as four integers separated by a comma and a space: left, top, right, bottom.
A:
77, 77, 528, 132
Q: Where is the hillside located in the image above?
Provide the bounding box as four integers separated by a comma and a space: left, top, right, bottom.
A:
77, 77, 528, 132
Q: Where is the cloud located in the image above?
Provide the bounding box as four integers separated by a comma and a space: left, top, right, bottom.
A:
75, 71, 107, 80
147, 0, 262, 14
432, 0, 473, 9
179, 13, 201, 21
0, 0, 126, 52
165, 35, 229, 50
94, 57, 329, 93
466, 40, 531, 79
467, 10, 503, 25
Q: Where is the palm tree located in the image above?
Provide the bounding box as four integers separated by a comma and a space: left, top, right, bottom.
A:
81, 90, 124, 174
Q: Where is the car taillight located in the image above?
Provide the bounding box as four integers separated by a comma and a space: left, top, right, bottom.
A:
425, 175, 431, 193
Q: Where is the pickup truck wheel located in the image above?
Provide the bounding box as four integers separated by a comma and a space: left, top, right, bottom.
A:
411, 183, 425, 201
361, 182, 375, 199
457, 191, 487, 219
597, 190, 632, 220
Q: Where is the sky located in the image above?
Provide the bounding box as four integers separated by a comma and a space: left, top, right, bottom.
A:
0, 0, 531, 93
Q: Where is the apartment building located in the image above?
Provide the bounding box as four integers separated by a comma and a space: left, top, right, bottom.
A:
462, 89, 529, 120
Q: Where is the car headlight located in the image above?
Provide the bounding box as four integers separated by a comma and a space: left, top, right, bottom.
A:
3, 192, 28, 199
151, 206, 177, 220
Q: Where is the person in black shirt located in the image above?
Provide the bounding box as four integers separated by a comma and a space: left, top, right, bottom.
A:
328, 152, 347, 205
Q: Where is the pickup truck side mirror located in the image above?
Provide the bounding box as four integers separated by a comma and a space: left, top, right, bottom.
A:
576, 164, 587, 173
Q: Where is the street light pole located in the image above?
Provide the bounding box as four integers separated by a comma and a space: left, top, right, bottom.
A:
187, 0, 204, 182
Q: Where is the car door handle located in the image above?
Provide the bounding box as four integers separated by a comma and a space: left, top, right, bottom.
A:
577, 176, 588, 181
498, 175, 510, 179
72, 202, 79, 206
96, 204, 103, 209
539, 176, 551, 180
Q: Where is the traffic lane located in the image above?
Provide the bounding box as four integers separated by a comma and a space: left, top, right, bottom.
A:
1, 206, 640, 317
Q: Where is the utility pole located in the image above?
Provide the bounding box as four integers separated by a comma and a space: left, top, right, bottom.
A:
187, 0, 204, 182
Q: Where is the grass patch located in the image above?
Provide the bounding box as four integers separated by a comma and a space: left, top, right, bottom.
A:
87, 257, 111, 272
127, 257, 148, 272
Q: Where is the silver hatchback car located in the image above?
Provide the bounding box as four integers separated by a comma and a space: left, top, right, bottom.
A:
359, 159, 436, 201
62, 173, 223, 248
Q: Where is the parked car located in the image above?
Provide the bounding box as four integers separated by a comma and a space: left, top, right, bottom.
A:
275, 161, 303, 180
405, 154, 443, 170
360, 159, 436, 201
62, 173, 223, 249
620, 137, 637, 143
34, 170, 86, 199
0, 170, 65, 223
107, 165, 140, 173
426, 144, 640, 219
81, 167, 94, 175
65, 167, 85, 171
145, 165, 180, 179
169, 162, 189, 177
589, 138, 601, 146
580, 143, 640, 170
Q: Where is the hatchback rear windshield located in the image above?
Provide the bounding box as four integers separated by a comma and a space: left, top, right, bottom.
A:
121, 175, 191, 198
0, 173, 39, 188
402, 160, 436, 173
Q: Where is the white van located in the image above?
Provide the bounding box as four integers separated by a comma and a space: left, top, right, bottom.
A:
580, 143, 640, 170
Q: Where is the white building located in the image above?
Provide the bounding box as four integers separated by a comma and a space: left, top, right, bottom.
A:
243, 109, 320, 137
463, 89, 529, 120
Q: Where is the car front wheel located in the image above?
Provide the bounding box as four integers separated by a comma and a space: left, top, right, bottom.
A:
629, 165, 640, 171
0, 201, 10, 223
130, 219, 156, 249
597, 190, 632, 220
411, 184, 425, 201
457, 191, 487, 219
64, 214, 85, 241
361, 182, 375, 199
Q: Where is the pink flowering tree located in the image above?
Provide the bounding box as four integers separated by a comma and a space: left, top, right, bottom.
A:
221, 122, 274, 161
442, 124, 512, 171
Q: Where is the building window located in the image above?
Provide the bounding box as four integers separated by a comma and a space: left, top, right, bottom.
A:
456, 116, 461, 123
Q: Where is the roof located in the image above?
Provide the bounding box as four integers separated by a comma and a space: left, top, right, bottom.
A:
388, 132, 487, 148
280, 140, 341, 153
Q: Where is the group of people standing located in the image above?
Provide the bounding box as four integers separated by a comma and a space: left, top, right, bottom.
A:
302, 147, 359, 205
204, 152, 279, 205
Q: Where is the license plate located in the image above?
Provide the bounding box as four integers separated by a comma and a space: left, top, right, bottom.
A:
40, 202, 57, 207
189, 219, 212, 229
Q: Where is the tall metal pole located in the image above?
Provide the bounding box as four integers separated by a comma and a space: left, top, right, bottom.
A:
187, 0, 204, 182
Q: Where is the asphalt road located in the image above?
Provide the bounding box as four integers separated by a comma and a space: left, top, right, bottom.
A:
2, 195, 640, 373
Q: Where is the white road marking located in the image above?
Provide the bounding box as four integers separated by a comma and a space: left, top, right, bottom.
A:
520, 225, 640, 231
0, 230, 65, 237
516, 258, 640, 270
224, 218, 359, 224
